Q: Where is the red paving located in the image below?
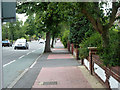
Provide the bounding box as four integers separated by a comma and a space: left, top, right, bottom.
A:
32, 66, 91, 88
47, 54, 73, 59
52, 48, 68, 51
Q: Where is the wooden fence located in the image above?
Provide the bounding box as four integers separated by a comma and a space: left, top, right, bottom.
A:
68, 43, 120, 89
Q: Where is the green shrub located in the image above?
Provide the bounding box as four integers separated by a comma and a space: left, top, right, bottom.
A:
79, 48, 89, 59
79, 32, 102, 59
80, 32, 102, 48
79, 29, 120, 67
98, 30, 120, 66
61, 30, 69, 48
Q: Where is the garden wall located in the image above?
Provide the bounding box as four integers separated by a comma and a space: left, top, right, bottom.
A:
92, 55, 120, 89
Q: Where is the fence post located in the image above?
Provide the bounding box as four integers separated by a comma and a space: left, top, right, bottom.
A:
76, 46, 79, 60
81, 59, 84, 65
88, 47, 97, 75
67, 41, 70, 52
105, 68, 111, 89
71, 44, 74, 55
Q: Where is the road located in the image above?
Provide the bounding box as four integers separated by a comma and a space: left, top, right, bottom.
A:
2, 41, 44, 88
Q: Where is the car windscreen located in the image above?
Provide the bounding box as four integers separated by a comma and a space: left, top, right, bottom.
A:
2, 41, 9, 43
16, 40, 26, 43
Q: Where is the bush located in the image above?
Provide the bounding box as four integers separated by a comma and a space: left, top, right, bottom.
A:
79, 48, 89, 59
79, 29, 119, 67
79, 32, 102, 59
98, 30, 120, 66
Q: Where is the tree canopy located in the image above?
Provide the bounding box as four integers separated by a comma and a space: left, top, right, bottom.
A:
16, 2, 120, 54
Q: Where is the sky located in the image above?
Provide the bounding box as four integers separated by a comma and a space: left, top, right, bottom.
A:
16, 13, 28, 24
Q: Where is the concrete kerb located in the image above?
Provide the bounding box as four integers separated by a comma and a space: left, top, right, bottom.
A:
7, 53, 43, 88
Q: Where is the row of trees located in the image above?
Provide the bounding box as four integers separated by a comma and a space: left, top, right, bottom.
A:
17, 2, 66, 52
17, 2, 120, 49
2, 19, 24, 43
2, 15, 45, 43
8, 1, 119, 66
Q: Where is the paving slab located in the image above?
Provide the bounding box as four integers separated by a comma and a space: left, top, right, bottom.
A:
32, 66, 91, 88
52, 48, 68, 51
47, 54, 73, 59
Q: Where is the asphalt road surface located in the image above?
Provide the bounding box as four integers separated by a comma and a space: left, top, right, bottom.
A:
2, 41, 44, 88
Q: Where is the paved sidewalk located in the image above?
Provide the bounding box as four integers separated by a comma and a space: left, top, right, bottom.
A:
32, 40, 105, 88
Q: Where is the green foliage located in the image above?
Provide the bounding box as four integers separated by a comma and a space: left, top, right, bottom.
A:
80, 32, 102, 48
61, 30, 69, 48
2, 19, 25, 42
24, 35, 30, 41
69, 17, 94, 45
79, 32, 102, 59
98, 30, 120, 66
79, 48, 89, 59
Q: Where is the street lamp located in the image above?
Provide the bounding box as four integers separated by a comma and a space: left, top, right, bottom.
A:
0, 1, 3, 89
0, 1, 16, 89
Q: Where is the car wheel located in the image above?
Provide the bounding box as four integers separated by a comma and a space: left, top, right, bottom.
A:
14, 47, 16, 50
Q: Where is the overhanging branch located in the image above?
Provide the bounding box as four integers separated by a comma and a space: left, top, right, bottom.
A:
81, 8, 103, 34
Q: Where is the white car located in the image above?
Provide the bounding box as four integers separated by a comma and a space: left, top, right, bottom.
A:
14, 39, 29, 49
39, 39, 45, 44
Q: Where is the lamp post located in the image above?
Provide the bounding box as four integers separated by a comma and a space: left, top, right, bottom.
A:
0, 0, 3, 89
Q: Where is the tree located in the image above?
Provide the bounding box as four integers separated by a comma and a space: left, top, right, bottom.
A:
69, 17, 94, 47
58, 2, 120, 47
79, 2, 120, 47
2, 18, 24, 42
24, 15, 38, 40
17, 2, 64, 52
57, 2, 120, 66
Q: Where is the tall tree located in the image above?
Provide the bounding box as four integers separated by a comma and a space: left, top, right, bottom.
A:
58, 2, 120, 48
17, 2, 64, 52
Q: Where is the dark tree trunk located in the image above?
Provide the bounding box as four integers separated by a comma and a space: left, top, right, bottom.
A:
11, 34, 14, 44
117, 31, 120, 64
51, 36, 55, 48
101, 29, 109, 48
44, 32, 51, 53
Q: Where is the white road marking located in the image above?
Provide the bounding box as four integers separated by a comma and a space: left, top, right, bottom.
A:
18, 55, 25, 59
26, 52, 31, 55
30, 61, 37, 68
30, 54, 42, 69
3, 49, 39, 68
32, 50, 36, 52
7, 54, 43, 88
3, 60, 16, 67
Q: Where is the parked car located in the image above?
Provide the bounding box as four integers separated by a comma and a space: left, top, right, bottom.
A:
39, 39, 45, 44
2, 40, 12, 47
14, 39, 29, 49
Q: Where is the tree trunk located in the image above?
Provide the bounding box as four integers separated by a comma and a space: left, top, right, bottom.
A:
101, 29, 109, 48
44, 32, 51, 53
117, 31, 120, 65
11, 34, 13, 44
51, 36, 55, 48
